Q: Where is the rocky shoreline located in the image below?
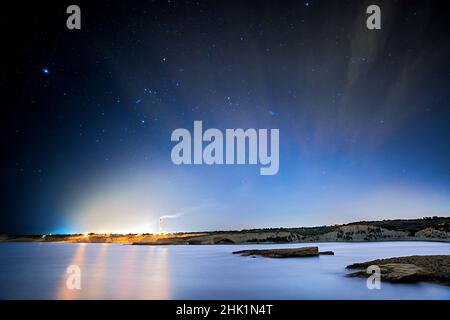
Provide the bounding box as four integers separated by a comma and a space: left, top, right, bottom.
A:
346, 255, 450, 285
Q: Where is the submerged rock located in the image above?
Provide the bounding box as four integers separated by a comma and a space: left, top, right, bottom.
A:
233, 246, 320, 258
346, 255, 450, 285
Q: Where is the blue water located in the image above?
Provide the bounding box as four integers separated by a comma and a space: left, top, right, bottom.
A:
0, 241, 449, 299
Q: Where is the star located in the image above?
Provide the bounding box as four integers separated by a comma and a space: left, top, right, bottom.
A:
42, 68, 49, 74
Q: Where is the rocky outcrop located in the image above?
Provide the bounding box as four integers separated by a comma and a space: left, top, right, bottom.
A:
183, 224, 450, 244
346, 255, 450, 285
190, 231, 301, 244
319, 251, 335, 255
233, 246, 334, 258
415, 227, 450, 240
319, 225, 410, 242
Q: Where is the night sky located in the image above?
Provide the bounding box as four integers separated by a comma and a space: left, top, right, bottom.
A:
2, 0, 450, 234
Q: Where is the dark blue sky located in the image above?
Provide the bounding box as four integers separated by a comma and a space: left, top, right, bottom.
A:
2, 0, 450, 234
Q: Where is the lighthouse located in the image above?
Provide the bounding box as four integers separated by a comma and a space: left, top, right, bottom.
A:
159, 217, 163, 234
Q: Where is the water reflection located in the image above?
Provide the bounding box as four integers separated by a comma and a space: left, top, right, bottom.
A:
140, 247, 171, 299
56, 243, 86, 299
88, 243, 109, 299
56, 243, 171, 299
115, 245, 137, 299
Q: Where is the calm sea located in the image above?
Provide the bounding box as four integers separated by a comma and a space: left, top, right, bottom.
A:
0, 241, 449, 299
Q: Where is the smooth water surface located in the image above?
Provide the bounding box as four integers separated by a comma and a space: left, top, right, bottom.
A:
0, 241, 449, 299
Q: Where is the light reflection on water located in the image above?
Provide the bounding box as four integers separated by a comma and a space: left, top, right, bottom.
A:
56, 243, 86, 299
0, 241, 449, 299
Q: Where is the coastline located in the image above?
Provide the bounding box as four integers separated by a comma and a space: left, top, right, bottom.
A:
1, 238, 450, 245
2, 217, 450, 245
